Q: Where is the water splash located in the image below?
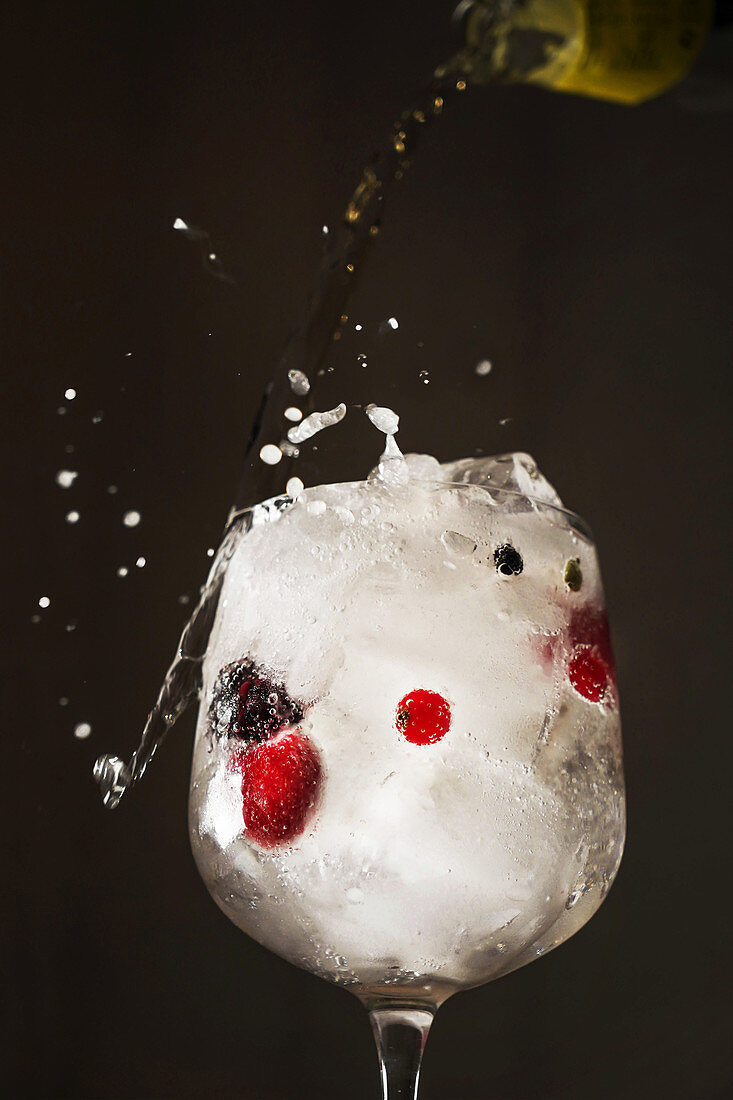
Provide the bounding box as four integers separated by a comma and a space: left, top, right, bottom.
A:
94, 74, 464, 807
94, 512, 248, 808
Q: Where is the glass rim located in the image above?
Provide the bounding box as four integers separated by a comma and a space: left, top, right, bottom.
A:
398, 477, 595, 540
230, 478, 594, 542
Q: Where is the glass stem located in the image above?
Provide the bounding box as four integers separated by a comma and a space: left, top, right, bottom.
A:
369, 1005, 435, 1100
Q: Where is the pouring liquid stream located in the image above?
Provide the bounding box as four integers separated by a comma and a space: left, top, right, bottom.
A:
94, 76, 462, 807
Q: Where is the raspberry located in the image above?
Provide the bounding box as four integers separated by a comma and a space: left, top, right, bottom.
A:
568, 646, 611, 703
237, 732, 322, 847
210, 658, 304, 743
568, 605, 617, 704
569, 606, 616, 685
396, 689, 452, 745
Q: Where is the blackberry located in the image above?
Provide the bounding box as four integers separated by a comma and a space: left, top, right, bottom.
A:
494, 543, 523, 576
209, 658, 304, 743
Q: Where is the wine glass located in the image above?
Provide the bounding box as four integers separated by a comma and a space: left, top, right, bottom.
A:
188, 461, 625, 1098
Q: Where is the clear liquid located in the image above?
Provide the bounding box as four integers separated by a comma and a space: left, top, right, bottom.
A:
93, 74, 460, 808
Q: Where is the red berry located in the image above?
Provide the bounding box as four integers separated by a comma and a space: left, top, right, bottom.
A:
238, 731, 321, 848
568, 645, 611, 704
569, 606, 616, 688
396, 689, 451, 745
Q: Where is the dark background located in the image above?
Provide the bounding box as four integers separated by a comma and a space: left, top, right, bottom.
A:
4, 1, 732, 1097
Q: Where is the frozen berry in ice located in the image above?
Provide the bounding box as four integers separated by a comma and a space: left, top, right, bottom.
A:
569, 606, 616, 686
209, 658, 304, 743
568, 646, 611, 703
494, 544, 523, 576
567, 604, 617, 704
239, 731, 322, 847
396, 689, 452, 745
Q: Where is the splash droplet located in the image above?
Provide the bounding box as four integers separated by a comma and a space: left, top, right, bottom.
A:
259, 444, 283, 466
55, 470, 78, 489
287, 369, 311, 396
74, 722, 92, 740
59, 697, 69, 707
122, 510, 141, 528
284, 406, 302, 422
475, 360, 492, 376
365, 404, 399, 435
135, 556, 146, 568
65, 510, 80, 525
64, 387, 77, 400
38, 596, 50, 609
107, 485, 118, 495
287, 403, 346, 444
286, 477, 304, 498
117, 566, 129, 577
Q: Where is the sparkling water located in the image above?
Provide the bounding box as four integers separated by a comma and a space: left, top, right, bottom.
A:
188, 446, 624, 1002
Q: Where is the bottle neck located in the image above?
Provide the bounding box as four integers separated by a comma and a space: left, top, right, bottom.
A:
447, 0, 717, 105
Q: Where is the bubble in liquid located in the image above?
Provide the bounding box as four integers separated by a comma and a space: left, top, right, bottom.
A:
64, 387, 77, 400
65, 510, 80, 524
475, 360, 492, 376
122, 510, 141, 527
259, 444, 283, 466
55, 470, 78, 489
74, 722, 92, 740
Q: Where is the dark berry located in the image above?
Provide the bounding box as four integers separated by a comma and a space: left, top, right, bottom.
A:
210, 658, 304, 743
236, 731, 322, 847
396, 689, 452, 745
494, 544, 523, 576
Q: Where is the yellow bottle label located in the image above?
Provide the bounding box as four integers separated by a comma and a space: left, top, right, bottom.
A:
551, 0, 714, 104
